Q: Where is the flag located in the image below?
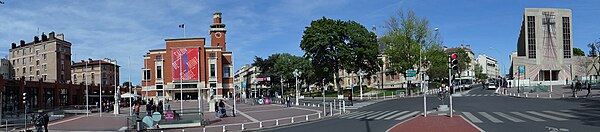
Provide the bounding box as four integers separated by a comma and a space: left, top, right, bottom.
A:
178, 24, 184, 28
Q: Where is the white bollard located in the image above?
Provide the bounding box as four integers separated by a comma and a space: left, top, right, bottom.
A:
526, 93, 528, 97
518, 93, 520, 97
318, 104, 320, 107
562, 94, 565, 98
306, 115, 309, 121
223, 126, 226, 132
276, 119, 279, 126
260, 122, 263, 128
203, 128, 206, 132
342, 100, 346, 113
291, 117, 295, 123
303, 103, 306, 106
537, 94, 539, 98
549, 94, 552, 98
241, 124, 245, 130
182, 129, 185, 132
330, 102, 333, 116
319, 113, 322, 118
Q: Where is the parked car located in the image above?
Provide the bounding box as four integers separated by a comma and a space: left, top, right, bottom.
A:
487, 83, 497, 90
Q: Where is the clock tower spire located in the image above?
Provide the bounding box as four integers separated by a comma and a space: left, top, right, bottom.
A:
210, 12, 227, 50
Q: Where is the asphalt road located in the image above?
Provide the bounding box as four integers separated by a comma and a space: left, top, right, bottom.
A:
266, 85, 600, 132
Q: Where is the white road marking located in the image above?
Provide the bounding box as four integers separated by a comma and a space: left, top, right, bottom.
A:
357, 111, 385, 119
493, 112, 524, 122
462, 112, 483, 123
394, 111, 419, 121
543, 111, 577, 118
526, 111, 567, 121
374, 111, 400, 120
343, 111, 375, 119
479, 112, 503, 123
511, 112, 545, 122
384, 111, 409, 120
365, 111, 391, 119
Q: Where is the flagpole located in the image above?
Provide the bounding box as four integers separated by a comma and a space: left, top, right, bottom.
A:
179, 52, 184, 115
100, 60, 103, 117
198, 48, 202, 115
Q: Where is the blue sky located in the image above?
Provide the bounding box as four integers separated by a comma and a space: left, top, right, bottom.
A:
1, 0, 599, 85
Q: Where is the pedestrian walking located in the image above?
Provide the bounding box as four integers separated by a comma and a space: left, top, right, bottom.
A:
135, 103, 140, 117
587, 82, 592, 97
214, 100, 220, 119
348, 92, 353, 106
158, 100, 164, 115
219, 100, 226, 117
42, 110, 49, 132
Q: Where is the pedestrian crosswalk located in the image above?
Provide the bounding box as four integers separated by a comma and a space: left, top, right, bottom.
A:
463, 94, 501, 97
345, 100, 381, 110
339, 109, 591, 123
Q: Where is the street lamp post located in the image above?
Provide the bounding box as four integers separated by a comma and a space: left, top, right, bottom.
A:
293, 69, 302, 106
85, 61, 89, 117
359, 70, 366, 100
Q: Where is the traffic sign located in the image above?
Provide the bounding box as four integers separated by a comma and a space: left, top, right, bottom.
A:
164, 111, 174, 121
406, 69, 417, 77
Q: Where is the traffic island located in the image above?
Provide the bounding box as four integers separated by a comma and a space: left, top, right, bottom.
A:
387, 115, 483, 132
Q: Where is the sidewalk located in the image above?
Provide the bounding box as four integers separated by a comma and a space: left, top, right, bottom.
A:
501, 85, 600, 99
387, 115, 482, 132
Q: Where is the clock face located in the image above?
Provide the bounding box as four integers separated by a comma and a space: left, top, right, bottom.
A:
215, 32, 222, 38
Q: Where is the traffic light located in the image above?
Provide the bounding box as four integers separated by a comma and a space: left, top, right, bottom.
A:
450, 53, 458, 71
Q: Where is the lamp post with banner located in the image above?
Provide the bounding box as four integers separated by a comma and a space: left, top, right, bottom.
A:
293, 69, 302, 106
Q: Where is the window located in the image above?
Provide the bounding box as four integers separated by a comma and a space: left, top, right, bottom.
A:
22, 58, 25, 65
36, 50, 39, 56
156, 66, 162, 79
43, 44, 46, 50
29, 67, 32, 73
74, 74, 78, 82
36, 60, 39, 66
210, 64, 216, 77
527, 16, 536, 58
22, 49, 25, 55
156, 85, 163, 89
29, 57, 32, 62
22, 68, 25, 74
29, 47, 32, 53
92, 73, 95, 81
143, 69, 151, 80
563, 17, 571, 58
43, 64, 46, 71
43, 54, 46, 60
156, 91, 163, 96
223, 66, 231, 78
43, 75, 47, 81
83, 74, 86, 81
210, 53, 215, 58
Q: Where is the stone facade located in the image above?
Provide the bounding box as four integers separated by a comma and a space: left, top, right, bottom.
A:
8, 32, 72, 83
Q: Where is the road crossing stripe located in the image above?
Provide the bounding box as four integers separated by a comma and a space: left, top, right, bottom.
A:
462, 112, 483, 123
478, 112, 503, 123
493, 112, 524, 122
510, 112, 545, 122
484, 94, 489, 96
374, 111, 400, 120
366, 111, 392, 119
339, 111, 364, 118
477, 94, 483, 96
560, 110, 600, 117
343, 111, 374, 119
384, 111, 409, 120
543, 111, 578, 118
395, 111, 420, 120
354, 111, 383, 119
526, 111, 568, 121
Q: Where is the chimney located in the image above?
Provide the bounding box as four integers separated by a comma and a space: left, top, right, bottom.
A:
49, 32, 56, 40
20, 40, 25, 46
213, 12, 222, 23
57, 33, 64, 40
466, 44, 471, 49
11, 43, 16, 49
34, 36, 40, 43
41, 33, 48, 41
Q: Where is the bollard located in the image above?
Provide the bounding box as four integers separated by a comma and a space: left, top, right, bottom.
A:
318, 104, 320, 107
182, 129, 185, 132
518, 93, 520, 97
319, 113, 322, 118
260, 122, 263, 128
304, 103, 306, 106
291, 117, 295, 123
342, 100, 346, 113
241, 124, 245, 130
526, 93, 528, 97
549, 94, 552, 98
203, 128, 206, 132
562, 94, 565, 98
330, 102, 333, 116
334, 100, 337, 109
306, 115, 309, 121
537, 94, 539, 98
223, 126, 226, 132
276, 119, 279, 126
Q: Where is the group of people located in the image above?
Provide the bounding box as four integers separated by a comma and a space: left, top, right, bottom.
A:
134, 99, 166, 117
215, 100, 227, 119
32, 110, 50, 132
572, 80, 593, 97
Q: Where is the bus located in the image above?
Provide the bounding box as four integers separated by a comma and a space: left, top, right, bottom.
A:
454, 77, 475, 90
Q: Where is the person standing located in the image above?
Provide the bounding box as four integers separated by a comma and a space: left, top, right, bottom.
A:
214, 100, 220, 119
348, 92, 353, 106
219, 100, 226, 117
42, 111, 49, 132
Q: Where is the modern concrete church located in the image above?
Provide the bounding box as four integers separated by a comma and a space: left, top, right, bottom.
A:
510, 8, 579, 83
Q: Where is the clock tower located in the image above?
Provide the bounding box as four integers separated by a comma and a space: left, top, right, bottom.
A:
210, 12, 227, 50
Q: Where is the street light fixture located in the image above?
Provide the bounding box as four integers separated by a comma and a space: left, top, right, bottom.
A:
293, 69, 302, 106
22, 92, 27, 131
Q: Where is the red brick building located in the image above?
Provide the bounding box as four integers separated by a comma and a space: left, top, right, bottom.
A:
142, 12, 233, 100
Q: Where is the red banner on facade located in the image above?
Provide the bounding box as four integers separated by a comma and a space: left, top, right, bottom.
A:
172, 48, 199, 81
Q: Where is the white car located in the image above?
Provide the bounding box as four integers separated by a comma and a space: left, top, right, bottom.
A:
487, 83, 497, 89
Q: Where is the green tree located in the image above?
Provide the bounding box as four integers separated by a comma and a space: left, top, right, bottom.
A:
474, 63, 488, 81
300, 17, 379, 94
454, 48, 472, 78
425, 46, 449, 83
380, 10, 440, 94
253, 53, 314, 95
573, 48, 585, 56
